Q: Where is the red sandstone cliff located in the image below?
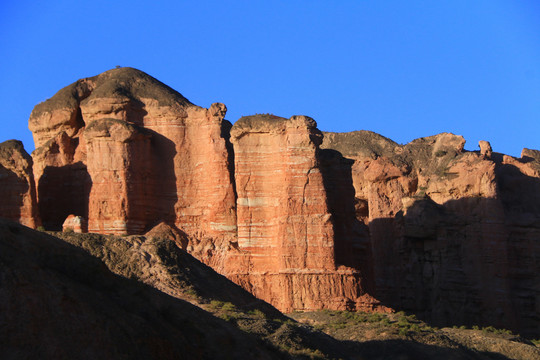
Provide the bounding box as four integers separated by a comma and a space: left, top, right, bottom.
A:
28, 68, 237, 264
0, 68, 534, 337
0, 140, 40, 228
322, 131, 540, 337
226, 115, 374, 312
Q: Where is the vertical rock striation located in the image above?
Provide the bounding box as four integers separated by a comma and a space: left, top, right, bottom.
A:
0, 140, 40, 228
227, 115, 375, 312
28, 67, 237, 253
84, 119, 152, 234
23, 68, 539, 336
322, 132, 540, 337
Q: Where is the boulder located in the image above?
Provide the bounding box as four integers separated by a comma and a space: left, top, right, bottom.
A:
62, 214, 87, 233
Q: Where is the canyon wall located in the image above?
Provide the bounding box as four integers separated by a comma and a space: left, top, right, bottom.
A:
27, 68, 237, 267
227, 115, 374, 312
0, 140, 40, 228
1, 68, 537, 336
322, 131, 540, 337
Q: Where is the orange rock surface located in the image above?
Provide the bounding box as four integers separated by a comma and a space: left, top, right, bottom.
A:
227, 115, 374, 311
0, 140, 40, 228
14, 68, 539, 337
29, 68, 236, 246
62, 214, 87, 233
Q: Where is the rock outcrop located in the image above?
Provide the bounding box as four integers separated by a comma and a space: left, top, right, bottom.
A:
227, 115, 375, 312
322, 131, 540, 338
62, 214, 87, 233
8, 68, 537, 337
29, 67, 237, 252
0, 140, 40, 228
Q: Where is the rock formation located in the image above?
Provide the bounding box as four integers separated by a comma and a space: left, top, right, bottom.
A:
227, 115, 375, 312
322, 131, 540, 338
62, 214, 87, 233
28, 67, 237, 256
0, 67, 535, 337
0, 140, 40, 228
479, 140, 492, 158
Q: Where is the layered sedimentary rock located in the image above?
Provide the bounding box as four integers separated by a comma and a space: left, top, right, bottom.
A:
0, 140, 40, 228
227, 115, 376, 312
84, 119, 152, 234
322, 132, 540, 337
22, 68, 539, 336
29, 68, 237, 252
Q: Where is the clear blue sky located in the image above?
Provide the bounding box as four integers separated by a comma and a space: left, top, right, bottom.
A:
1, 1, 539, 156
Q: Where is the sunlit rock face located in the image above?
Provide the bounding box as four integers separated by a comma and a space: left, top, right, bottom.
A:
22, 68, 540, 337
226, 114, 378, 312
28, 67, 237, 248
0, 140, 40, 228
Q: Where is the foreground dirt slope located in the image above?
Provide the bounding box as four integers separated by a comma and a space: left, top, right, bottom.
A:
0, 219, 284, 359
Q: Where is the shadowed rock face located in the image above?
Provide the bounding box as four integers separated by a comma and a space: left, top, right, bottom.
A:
322, 131, 540, 338
0, 140, 40, 228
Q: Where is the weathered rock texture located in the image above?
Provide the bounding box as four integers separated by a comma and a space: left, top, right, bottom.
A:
0, 219, 285, 360
0, 140, 40, 228
15, 68, 539, 337
322, 131, 540, 338
62, 214, 87, 233
227, 115, 375, 312
29, 67, 237, 253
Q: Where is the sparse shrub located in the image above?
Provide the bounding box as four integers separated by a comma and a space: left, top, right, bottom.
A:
398, 328, 409, 336
210, 300, 225, 309
219, 313, 233, 322
329, 322, 347, 330
248, 309, 266, 319
64, 227, 74, 233
397, 316, 411, 327
221, 302, 236, 312
482, 326, 514, 335
37, 226, 45, 232
482, 326, 497, 333
366, 313, 384, 323
420, 325, 434, 332
472, 325, 480, 330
